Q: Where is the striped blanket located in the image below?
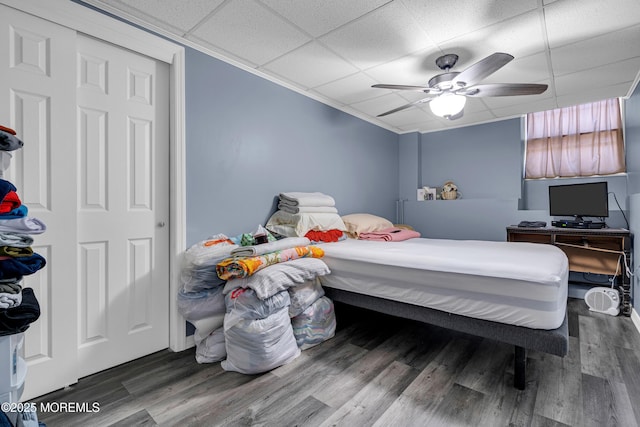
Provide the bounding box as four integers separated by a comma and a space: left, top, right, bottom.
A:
217, 245, 324, 280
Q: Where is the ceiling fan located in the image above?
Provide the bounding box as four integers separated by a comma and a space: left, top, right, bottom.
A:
372, 52, 548, 120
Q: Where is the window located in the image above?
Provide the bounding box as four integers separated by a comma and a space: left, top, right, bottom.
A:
525, 98, 625, 179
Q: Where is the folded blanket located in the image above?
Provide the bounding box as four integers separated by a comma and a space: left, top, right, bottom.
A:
230, 236, 310, 258
266, 210, 347, 237
279, 192, 335, 207
277, 204, 338, 214
0, 217, 46, 234
0, 232, 34, 248
0, 190, 21, 213
0, 253, 46, 279
358, 227, 421, 242
216, 245, 324, 281
222, 257, 330, 300
0, 245, 33, 257
0, 204, 28, 220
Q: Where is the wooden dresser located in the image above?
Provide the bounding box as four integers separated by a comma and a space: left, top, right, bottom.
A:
506, 226, 632, 316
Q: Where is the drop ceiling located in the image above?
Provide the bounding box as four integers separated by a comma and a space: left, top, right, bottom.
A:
80, 0, 640, 134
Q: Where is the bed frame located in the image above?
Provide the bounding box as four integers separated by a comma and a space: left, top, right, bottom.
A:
323, 287, 569, 390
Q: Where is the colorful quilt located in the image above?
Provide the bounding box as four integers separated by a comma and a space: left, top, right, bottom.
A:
217, 245, 324, 280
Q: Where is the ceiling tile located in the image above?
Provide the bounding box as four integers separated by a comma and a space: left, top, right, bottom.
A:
262, 42, 359, 89
92, 0, 225, 33
554, 57, 640, 96
364, 48, 442, 86
402, 0, 539, 44
83, 0, 640, 134
319, 1, 435, 70
312, 73, 382, 105
189, 0, 311, 66
550, 25, 640, 76
545, 0, 640, 49
259, 0, 392, 37
439, 10, 547, 62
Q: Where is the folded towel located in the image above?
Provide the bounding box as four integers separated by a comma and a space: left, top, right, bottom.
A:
359, 227, 421, 242
0, 217, 46, 234
279, 192, 335, 207
0, 232, 34, 248
230, 237, 310, 258
277, 203, 338, 214
0, 253, 46, 279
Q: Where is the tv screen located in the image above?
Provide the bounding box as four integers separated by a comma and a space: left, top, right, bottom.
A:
548, 181, 609, 219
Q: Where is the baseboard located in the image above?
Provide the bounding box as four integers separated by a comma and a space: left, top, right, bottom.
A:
632, 307, 640, 335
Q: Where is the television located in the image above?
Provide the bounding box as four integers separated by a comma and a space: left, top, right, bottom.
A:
548, 181, 609, 220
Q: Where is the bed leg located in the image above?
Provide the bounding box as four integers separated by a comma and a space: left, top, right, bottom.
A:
514, 346, 526, 390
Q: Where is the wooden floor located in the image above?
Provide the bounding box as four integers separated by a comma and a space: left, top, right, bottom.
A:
32, 298, 640, 427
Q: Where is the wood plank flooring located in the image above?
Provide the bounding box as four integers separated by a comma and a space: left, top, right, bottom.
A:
31, 298, 640, 427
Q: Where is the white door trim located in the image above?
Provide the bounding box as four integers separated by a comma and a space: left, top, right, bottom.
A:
1, 0, 189, 352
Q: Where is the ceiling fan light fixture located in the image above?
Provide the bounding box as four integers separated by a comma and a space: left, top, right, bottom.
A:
429, 94, 466, 118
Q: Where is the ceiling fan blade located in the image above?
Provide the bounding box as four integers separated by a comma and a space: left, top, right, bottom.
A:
372, 84, 431, 91
463, 83, 548, 97
376, 97, 433, 117
451, 52, 514, 87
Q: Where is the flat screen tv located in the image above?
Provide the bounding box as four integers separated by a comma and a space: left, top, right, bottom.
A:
548, 181, 609, 220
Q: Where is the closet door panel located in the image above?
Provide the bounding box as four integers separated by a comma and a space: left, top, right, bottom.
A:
76, 34, 170, 379
0, 4, 79, 400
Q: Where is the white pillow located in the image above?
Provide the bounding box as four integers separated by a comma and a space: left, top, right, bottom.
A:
341, 213, 394, 237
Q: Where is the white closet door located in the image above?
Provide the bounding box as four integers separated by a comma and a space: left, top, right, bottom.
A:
0, 5, 79, 399
1, 5, 171, 399
75, 34, 170, 378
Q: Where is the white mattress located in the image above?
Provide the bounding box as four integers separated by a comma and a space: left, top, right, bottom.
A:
317, 238, 569, 330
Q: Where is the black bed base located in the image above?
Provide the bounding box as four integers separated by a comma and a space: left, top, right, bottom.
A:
323, 287, 569, 390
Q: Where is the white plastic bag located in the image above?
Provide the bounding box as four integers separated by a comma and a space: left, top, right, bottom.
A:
291, 296, 336, 350
176, 285, 226, 322
287, 278, 324, 317
195, 327, 226, 364
221, 307, 300, 374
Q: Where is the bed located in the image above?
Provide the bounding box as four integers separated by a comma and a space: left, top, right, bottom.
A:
316, 238, 570, 389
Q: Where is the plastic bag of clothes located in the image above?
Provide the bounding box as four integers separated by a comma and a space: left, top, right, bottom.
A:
222, 307, 300, 374
176, 285, 226, 322
224, 288, 290, 329
181, 264, 226, 293
287, 278, 324, 318
291, 296, 336, 350
195, 327, 226, 364
181, 234, 237, 292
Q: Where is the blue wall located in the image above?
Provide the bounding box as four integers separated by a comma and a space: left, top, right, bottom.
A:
400, 106, 635, 242
625, 84, 640, 305
185, 48, 399, 245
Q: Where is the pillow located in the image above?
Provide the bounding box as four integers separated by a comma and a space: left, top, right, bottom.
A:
341, 213, 394, 238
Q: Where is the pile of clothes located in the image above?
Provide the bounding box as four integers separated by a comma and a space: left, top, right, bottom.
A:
266, 192, 347, 242
0, 126, 44, 338
176, 234, 235, 363
177, 229, 338, 374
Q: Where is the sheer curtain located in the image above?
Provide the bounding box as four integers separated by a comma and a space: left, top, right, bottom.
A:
525, 98, 625, 179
